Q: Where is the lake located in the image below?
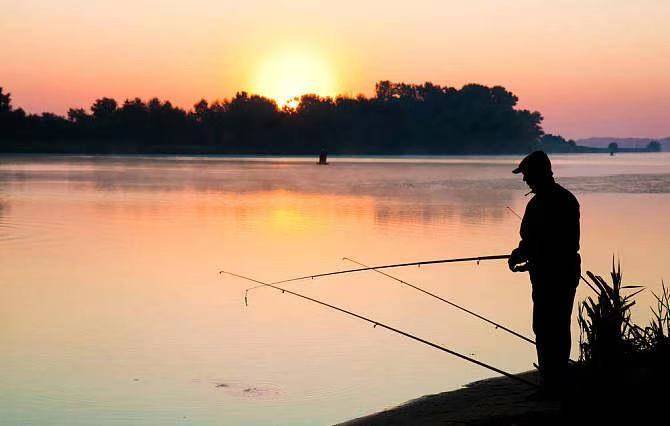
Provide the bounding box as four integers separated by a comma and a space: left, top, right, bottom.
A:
2, 153, 670, 425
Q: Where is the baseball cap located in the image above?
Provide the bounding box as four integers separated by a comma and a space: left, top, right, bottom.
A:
512, 151, 552, 176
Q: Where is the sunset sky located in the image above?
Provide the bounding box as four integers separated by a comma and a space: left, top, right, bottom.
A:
2, 0, 669, 139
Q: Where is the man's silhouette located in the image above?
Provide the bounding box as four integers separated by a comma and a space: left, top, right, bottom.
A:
508, 151, 580, 396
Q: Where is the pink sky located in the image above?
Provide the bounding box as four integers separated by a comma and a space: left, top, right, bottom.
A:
2, 0, 669, 139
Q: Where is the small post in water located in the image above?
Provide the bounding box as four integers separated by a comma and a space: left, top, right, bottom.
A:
317, 150, 328, 165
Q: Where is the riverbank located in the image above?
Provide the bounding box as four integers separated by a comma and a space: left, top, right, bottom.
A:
338, 371, 561, 426
340, 359, 663, 426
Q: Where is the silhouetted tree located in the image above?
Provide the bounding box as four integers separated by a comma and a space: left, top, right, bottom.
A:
538, 134, 578, 153
0, 87, 12, 113
647, 141, 661, 152
91, 97, 118, 119
608, 142, 619, 153
0, 87, 29, 147
67, 108, 90, 124
0, 81, 611, 155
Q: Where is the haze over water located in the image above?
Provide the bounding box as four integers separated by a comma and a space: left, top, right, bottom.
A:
1, 153, 670, 425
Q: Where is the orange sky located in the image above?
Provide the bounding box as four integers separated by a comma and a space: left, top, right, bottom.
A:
2, 0, 669, 139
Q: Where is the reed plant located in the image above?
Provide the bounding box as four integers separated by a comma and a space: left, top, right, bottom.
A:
577, 259, 645, 365
578, 258, 670, 364
642, 280, 670, 357
573, 260, 669, 423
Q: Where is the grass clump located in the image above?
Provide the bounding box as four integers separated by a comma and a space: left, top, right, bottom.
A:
577, 259, 645, 365
643, 280, 670, 357
578, 259, 670, 364
568, 259, 668, 423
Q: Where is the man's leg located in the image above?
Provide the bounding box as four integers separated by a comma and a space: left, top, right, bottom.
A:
531, 287, 549, 383
558, 287, 576, 379
543, 286, 577, 393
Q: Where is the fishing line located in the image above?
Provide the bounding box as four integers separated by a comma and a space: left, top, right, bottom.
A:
506, 206, 523, 220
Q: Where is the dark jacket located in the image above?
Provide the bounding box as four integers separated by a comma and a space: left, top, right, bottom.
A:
516, 180, 580, 287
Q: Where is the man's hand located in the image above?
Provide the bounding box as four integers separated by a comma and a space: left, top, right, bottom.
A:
508, 248, 528, 272
512, 262, 530, 272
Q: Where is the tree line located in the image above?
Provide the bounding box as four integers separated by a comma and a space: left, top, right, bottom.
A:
607, 141, 661, 153
1, 82, 580, 155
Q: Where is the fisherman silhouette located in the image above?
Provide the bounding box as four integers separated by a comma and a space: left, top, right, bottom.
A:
508, 151, 580, 398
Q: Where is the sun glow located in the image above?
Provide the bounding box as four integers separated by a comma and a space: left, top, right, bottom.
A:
252, 49, 339, 108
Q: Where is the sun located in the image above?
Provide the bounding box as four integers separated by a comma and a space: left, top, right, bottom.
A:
252, 49, 338, 108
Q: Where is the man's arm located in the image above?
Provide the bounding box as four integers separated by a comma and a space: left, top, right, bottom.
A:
509, 200, 533, 272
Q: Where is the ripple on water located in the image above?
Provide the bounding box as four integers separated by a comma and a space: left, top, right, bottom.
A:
0, 215, 70, 249
210, 380, 282, 399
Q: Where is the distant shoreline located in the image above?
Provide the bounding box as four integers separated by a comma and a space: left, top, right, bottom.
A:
0, 148, 663, 159
0, 147, 598, 156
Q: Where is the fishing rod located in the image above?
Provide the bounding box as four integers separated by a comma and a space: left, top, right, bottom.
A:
343, 256, 576, 365
342, 256, 536, 346
236, 254, 511, 292
220, 270, 538, 388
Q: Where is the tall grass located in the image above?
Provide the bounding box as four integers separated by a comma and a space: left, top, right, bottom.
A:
642, 280, 670, 357
573, 261, 669, 423
578, 259, 644, 365
578, 258, 669, 365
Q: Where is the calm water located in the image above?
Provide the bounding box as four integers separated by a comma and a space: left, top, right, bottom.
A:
2, 153, 670, 425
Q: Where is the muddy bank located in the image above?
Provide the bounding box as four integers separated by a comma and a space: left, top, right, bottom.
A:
337, 371, 564, 425
339, 362, 664, 426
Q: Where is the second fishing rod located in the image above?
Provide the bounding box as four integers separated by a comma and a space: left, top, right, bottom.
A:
234, 253, 535, 346
342, 257, 535, 346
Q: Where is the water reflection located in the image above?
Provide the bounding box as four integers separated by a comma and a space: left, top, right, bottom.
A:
1, 154, 670, 425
